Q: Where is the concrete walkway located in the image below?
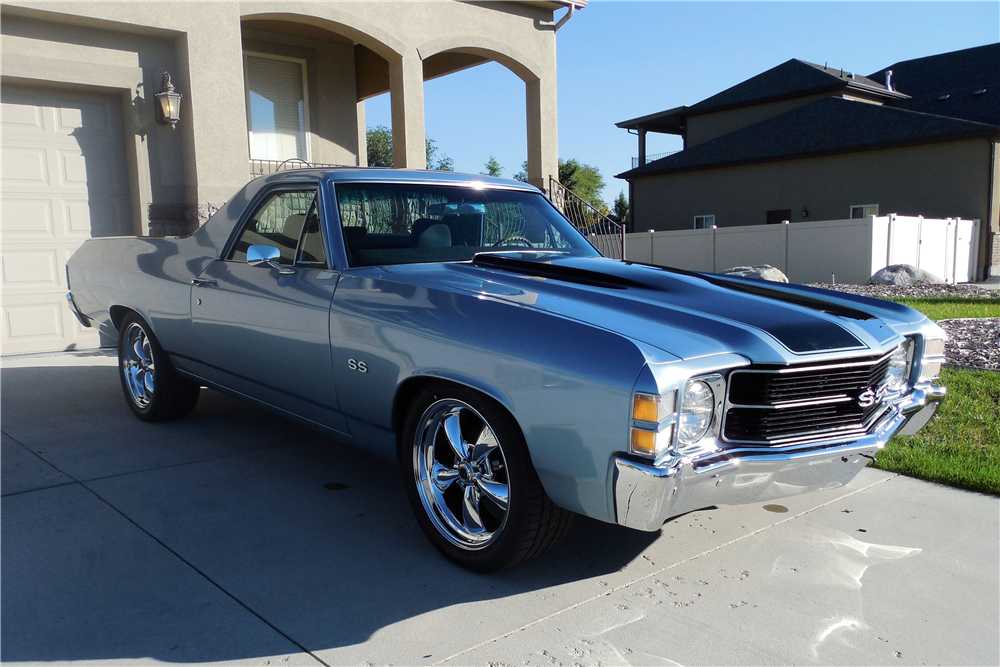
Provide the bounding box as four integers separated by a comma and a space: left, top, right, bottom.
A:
2, 350, 998, 666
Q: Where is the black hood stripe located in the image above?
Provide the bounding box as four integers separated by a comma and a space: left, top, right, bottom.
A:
471, 253, 867, 354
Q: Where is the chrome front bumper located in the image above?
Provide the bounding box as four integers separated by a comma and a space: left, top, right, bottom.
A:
612, 383, 946, 531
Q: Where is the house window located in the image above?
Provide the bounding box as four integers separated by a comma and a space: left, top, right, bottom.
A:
850, 204, 879, 219
694, 215, 715, 229
244, 53, 310, 161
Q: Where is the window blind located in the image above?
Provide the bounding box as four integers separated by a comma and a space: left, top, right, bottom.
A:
246, 56, 307, 160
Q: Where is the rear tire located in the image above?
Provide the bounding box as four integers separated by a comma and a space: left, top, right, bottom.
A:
401, 382, 573, 572
117, 312, 200, 421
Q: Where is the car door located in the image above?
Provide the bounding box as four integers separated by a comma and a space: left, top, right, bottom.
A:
188, 183, 348, 435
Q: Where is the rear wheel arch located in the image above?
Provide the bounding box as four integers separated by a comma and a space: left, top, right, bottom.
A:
110, 305, 147, 333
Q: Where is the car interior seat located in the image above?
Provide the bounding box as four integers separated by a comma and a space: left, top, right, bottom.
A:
416, 223, 452, 248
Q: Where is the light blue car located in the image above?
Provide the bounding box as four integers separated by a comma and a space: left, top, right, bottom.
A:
67, 169, 946, 571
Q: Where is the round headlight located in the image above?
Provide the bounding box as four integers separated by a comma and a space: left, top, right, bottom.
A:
678, 380, 714, 445
885, 342, 911, 392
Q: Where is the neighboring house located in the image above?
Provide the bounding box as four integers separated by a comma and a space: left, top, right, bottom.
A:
0, 1, 582, 354
616, 43, 1000, 280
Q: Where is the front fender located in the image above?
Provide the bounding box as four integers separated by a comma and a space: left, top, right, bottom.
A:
331, 270, 659, 524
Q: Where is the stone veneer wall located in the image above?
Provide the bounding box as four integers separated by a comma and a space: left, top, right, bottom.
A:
147, 202, 224, 237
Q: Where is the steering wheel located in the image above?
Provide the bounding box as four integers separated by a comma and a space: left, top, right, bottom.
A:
491, 234, 534, 248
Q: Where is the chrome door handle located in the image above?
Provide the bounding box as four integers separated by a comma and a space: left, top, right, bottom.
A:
191, 278, 217, 287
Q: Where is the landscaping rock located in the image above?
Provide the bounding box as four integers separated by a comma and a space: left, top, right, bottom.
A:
721, 264, 788, 282
937, 318, 1000, 372
808, 283, 996, 299
870, 264, 945, 286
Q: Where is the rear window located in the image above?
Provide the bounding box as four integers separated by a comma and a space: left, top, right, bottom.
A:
335, 183, 598, 267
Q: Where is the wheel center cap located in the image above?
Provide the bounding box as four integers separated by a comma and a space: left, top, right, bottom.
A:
458, 462, 475, 483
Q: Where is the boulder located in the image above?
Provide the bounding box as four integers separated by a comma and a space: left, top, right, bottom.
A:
870, 264, 945, 286
721, 264, 789, 283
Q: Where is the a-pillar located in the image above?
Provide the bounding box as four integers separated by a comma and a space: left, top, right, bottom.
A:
389, 49, 426, 169
526, 76, 558, 192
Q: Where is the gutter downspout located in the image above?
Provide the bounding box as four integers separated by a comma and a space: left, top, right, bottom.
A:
554, 3, 576, 31
987, 138, 999, 280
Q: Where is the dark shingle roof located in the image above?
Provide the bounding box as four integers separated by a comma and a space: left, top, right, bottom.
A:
869, 43, 1000, 127
686, 59, 897, 114
892, 87, 1000, 127
869, 43, 1000, 97
618, 97, 999, 179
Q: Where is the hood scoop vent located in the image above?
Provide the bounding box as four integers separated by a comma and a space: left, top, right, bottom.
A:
472, 253, 645, 290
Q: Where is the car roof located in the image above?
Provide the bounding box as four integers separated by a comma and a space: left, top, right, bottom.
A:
258, 167, 542, 192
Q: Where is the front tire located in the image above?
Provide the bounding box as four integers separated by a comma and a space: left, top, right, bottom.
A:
401, 382, 573, 572
117, 313, 200, 421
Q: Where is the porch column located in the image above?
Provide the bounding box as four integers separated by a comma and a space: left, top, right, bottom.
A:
526, 76, 558, 192
637, 129, 647, 167
389, 50, 426, 169
180, 16, 250, 218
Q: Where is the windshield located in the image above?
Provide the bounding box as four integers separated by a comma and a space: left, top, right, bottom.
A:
334, 183, 600, 267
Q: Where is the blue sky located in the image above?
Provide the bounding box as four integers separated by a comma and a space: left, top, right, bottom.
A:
364, 1, 999, 203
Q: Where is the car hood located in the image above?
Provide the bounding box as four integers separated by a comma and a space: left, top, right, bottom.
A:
381, 253, 925, 365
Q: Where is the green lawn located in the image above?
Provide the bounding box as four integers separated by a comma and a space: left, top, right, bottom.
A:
873, 368, 1000, 495
889, 297, 1000, 320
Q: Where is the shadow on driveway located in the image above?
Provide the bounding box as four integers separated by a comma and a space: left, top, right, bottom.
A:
2, 362, 658, 664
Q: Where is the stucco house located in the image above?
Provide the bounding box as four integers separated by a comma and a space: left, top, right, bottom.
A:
616, 43, 1000, 281
0, 0, 583, 354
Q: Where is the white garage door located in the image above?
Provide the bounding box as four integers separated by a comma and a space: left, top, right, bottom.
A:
1, 84, 132, 355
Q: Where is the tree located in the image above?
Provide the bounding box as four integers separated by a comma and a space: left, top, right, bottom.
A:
366, 125, 453, 170
366, 125, 393, 167
513, 160, 528, 182
426, 136, 454, 171
558, 158, 606, 210
481, 156, 503, 177
612, 190, 629, 224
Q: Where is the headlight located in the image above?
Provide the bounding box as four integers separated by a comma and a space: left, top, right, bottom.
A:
678, 380, 715, 445
884, 340, 912, 392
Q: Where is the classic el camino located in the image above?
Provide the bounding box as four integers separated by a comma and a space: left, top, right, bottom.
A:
67, 168, 946, 571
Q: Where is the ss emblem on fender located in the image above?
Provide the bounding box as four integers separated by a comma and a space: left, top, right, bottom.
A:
348, 358, 368, 373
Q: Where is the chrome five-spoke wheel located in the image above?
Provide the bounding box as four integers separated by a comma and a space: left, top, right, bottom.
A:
122, 322, 155, 407
413, 399, 510, 550
403, 382, 573, 571
116, 312, 200, 422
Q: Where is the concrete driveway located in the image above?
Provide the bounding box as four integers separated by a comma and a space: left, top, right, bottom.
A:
2, 350, 998, 666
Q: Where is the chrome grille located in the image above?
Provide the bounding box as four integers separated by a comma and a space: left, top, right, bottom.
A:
723, 352, 892, 446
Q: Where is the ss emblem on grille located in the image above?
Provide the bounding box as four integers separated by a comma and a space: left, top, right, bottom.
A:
858, 382, 891, 408
857, 388, 876, 407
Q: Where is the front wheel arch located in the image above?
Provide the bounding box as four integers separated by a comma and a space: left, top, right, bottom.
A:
392, 374, 516, 462
399, 380, 573, 571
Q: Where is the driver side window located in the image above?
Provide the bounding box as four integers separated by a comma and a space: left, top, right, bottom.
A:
229, 188, 318, 265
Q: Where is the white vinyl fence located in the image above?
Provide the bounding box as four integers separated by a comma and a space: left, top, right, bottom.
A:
625, 215, 981, 284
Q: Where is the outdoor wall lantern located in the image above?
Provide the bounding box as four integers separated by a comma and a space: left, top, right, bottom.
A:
801, 206, 809, 218
155, 72, 183, 129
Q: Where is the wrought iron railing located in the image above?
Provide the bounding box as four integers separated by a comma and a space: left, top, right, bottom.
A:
250, 158, 343, 177
548, 176, 624, 259
631, 150, 679, 169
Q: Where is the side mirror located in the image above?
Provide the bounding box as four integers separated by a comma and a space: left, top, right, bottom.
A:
247, 244, 295, 275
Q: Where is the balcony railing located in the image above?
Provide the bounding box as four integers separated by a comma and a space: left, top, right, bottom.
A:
631, 151, 679, 169
548, 176, 625, 259
250, 158, 343, 177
